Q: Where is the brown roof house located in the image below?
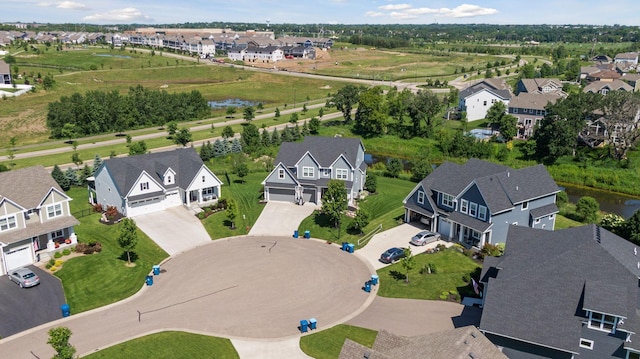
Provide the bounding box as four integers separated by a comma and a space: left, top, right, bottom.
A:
0, 166, 79, 274
508, 92, 564, 139
339, 326, 508, 359
0, 59, 11, 85
583, 80, 634, 95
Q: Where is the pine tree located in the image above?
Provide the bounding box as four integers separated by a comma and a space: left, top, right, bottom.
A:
92, 154, 102, 175
64, 167, 78, 187
231, 138, 243, 153
301, 121, 310, 136
79, 164, 92, 185
271, 128, 280, 145
200, 141, 212, 161
282, 125, 294, 142
213, 139, 226, 157
261, 128, 271, 147
293, 123, 301, 140
51, 165, 70, 191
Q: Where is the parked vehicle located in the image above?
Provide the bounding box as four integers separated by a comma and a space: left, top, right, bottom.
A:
410, 230, 441, 246
380, 247, 406, 264
8, 268, 40, 288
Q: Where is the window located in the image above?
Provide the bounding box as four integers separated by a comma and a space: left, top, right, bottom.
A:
336, 169, 348, 180
460, 199, 468, 214
589, 312, 616, 332
629, 352, 640, 359
140, 182, 149, 191
522, 201, 528, 210
302, 167, 314, 178
478, 205, 487, 220
322, 168, 330, 177
442, 193, 455, 208
417, 191, 425, 204
579, 339, 594, 350
483, 100, 487, 106
47, 203, 63, 219
51, 230, 63, 239
202, 175, 206, 182
549, 214, 555, 220
535, 218, 541, 224
491, 99, 497, 103
469, 203, 478, 217
525, 118, 532, 125
166, 176, 172, 184
513, 108, 518, 114
278, 169, 285, 179
0, 215, 17, 231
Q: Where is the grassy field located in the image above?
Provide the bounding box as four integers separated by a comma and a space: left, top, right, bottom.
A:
56, 189, 168, 313
83, 331, 239, 359
300, 324, 377, 359
376, 248, 481, 300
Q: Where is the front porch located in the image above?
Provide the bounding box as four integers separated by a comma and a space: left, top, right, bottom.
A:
185, 186, 220, 208
438, 212, 492, 250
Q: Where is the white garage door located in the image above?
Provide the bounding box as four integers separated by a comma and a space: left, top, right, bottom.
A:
4, 245, 34, 272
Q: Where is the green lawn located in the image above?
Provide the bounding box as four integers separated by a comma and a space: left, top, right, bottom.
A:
555, 214, 583, 229
56, 187, 168, 313
83, 331, 238, 359
300, 324, 377, 359
376, 248, 481, 300
297, 176, 415, 246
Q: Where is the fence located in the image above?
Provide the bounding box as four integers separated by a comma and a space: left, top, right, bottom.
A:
72, 208, 94, 219
358, 224, 383, 246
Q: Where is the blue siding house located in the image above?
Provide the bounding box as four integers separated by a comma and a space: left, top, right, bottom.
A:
403, 158, 560, 247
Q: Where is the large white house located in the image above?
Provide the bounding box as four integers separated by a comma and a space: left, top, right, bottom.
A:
92, 148, 222, 217
458, 79, 512, 122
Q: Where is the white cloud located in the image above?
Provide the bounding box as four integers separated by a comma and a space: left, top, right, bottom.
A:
440, 4, 499, 18
390, 11, 417, 20
57, 1, 89, 10
83, 7, 153, 22
365, 11, 385, 17
378, 4, 412, 11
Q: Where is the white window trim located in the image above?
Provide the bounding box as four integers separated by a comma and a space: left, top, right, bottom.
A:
478, 205, 487, 221
417, 191, 425, 205
442, 193, 455, 208
140, 182, 149, 191
522, 201, 528, 210
0, 214, 18, 231
579, 338, 594, 350
535, 218, 541, 224
588, 311, 617, 333
549, 214, 555, 220
460, 199, 468, 214
336, 169, 349, 180
46, 203, 63, 219
278, 169, 285, 179
302, 166, 314, 178
469, 202, 478, 217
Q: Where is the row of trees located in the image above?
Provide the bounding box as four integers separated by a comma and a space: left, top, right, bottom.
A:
46, 85, 210, 138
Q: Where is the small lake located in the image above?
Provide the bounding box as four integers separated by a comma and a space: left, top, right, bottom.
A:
94, 54, 132, 59
208, 99, 258, 109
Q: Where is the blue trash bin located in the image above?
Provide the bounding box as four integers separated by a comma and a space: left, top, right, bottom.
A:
304, 230, 310, 239
153, 265, 160, 276
371, 275, 379, 285
341, 242, 348, 251
61, 303, 70, 317
293, 230, 299, 238
309, 318, 317, 330
364, 281, 371, 293
347, 243, 355, 253
300, 319, 309, 333
146, 275, 153, 286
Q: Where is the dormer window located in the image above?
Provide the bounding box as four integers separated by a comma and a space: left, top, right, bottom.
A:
46, 204, 63, 219
417, 191, 425, 205
589, 312, 617, 332
140, 182, 149, 191
460, 200, 468, 214
442, 193, 454, 208
278, 169, 285, 179
167, 176, 172, 184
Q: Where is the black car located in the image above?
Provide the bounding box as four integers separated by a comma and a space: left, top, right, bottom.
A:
379, 247, 406, 264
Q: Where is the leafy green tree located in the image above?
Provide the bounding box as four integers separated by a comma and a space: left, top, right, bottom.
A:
599, 91, 640, 160
411, 157, 432, 182
624, 210, 640, 244
235, 162, 249, 183
241, 123, 261, 154
576, 196, 599, 223
173, 127, 192, 147
256, 102, 264, 111
485, 101, 517, 140
322, 179, 348, 228
222, 126, 234, 139
302, 103, 308, 114
118, 218, 139, 264
166, 121, 178, 136
274, 107, 281, 118
327, 84, 363, 123
600, 213, 625, 237
385, 158, 402, 178
408, 90, 443, 137
354, 86, 387, 137
349, 208, 370, 234
519, 64, 535, 79
71, 152, 82, 168
47, 327, 77, 359
289, 112, 299, 123
225, 107, 236, 118
128, 141, 148, 155
51, 165, 70, 191
318, 107, 324, 118
401, 247, 415, 283
308, 117, 321, 134
364, 174, 377, 193
226, 198, 238, 229
243, 106, 255, 121
42, 74, 55, 90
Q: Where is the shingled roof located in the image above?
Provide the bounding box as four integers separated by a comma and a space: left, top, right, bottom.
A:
0, 166, 66, 209
480, 225, 640, 355
459, 79, 511, 101
274, 136, 364, 169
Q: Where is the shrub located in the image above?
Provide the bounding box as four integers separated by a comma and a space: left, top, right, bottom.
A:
62, 248, 71, 256
55, 260, 64, 267
45, 263, 52, 269
48, 259, 55, 266
481, 243, 503, 257
54, 252, 62, 259
87, 239, 98, 246
576, 196, 599, 223
92, 203, 103, 213
439, 291, 449, 300
197, 212, 206, 220
462, 274, 470, 283
217, 198, 228, 209
50, 266, 57, 272
105, 205, 119, 220
365, 174, 377, 193
556, 191, 569, 206
83, 247, 95, 255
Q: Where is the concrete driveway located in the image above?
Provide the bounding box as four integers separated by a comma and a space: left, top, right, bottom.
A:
0, 266, 66, 338
356, 223, 451, 270
134, 206, 211, 255
249, 202, 317, 237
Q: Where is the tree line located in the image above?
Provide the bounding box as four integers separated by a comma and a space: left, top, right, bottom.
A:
46, 85, 210, 139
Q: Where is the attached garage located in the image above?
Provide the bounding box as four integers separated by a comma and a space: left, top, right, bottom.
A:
127, 196, 164, 217
303, 188, 316, 204
3, 244, 34, 273
267, 188, 295, 203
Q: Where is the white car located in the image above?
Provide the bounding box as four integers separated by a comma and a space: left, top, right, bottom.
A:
410, 231, 440, 246
9, 268, 40, 288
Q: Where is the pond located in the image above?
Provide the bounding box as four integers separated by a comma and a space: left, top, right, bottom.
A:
94, 54, 132, 59
364, 153, 413, 171
208, 99, 259, 109
561, 183, 640, 219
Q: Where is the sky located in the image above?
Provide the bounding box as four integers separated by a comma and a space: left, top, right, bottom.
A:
2, 0, 639, 26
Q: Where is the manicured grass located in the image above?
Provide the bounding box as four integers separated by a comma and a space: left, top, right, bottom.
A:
56, 212, 168, 313
376, 248, 481, 300
201, 170, 268, 239
297, 176, 415, 246
555, 214, 584, 229
300, 324, 377, 359
83, 331, 238, 359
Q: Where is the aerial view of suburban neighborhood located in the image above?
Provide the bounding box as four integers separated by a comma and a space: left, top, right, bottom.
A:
1, 1, 640, 358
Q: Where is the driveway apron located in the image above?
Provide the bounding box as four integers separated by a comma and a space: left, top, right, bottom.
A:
134, 206, 211, 255
249, 202, 317, 237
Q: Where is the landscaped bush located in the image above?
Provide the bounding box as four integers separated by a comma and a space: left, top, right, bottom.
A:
55, 259, 63, 267
75, 240, 102, 254
62, 248, 71, 256
45, 263, 52, 269
105, 206, 119, 221
481, 243, 503, 257
50, 266, 57, 272
92, 203, 103, 213
54, 252, 62, 259
48, 258, 55, 266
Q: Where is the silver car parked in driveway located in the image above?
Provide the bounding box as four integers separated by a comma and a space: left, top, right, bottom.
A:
8, 268, 40, 288
410, 230, 441, 246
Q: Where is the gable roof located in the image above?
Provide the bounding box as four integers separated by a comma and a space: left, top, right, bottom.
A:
0, 166, 67, 209
508, 92, 563, 111
480, 225, 640, 354
459, 79, 511, 101
100, 147, 206, 197
275, 136, 364, 169
0, 60, 9, 74
518, 78, 562, 93
584, 79, 634, 93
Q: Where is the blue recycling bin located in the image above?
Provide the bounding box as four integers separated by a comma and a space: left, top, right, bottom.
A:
293, 230, 299, 238
300, 319, 309, 333
341, 242, 348, 251
146, 275, 154, 286
364, 281, 371, 293
309, 318, 317, 330
304, 230, 310, 239
371, 275, 379, 285
347, 243, 355, 253
61, 303, 70, 317
153, 265, 160, 275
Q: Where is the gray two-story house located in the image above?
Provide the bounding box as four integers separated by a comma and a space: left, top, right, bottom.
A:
403, 159, 560, 247
262, 136, 367, 205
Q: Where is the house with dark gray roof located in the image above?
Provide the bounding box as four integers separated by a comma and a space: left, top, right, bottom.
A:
458, 79, 512, 122
480, 224, 640, 359
262, 136, 366, 205
0, 166, 79, 275
403, 159, 559, 248
339, 326, 507, 359
92, 148, 222, 217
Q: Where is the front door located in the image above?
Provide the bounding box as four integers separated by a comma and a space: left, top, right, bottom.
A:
190, 190, 198, 203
